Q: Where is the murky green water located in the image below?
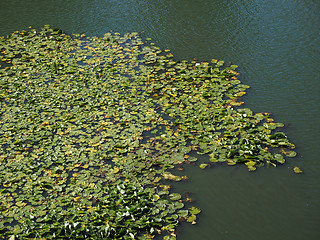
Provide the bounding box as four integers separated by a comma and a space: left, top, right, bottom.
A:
1, 0, 319, 239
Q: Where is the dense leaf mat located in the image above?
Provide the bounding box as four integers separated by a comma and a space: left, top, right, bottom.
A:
0, 26, 296, 239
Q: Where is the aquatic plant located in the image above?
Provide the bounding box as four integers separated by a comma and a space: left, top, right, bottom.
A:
0, 25, 296, 239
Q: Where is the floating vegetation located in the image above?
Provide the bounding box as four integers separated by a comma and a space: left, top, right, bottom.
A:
0, 26, 297, 239
293, 166, 303, 174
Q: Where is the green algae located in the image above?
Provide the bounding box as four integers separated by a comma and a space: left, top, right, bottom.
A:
0, 26, 296, 239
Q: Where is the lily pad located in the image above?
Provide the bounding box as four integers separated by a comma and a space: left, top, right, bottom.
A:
189, 206, 201, 215
186, 214, 197, 223
199, 163, 208, 169
169, 193, 182, 201
293, 166, 303, 174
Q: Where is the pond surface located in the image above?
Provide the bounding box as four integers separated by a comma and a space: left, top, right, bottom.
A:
1, 0, 319, 239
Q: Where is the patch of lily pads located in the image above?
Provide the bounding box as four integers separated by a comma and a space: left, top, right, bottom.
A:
0, 26, 297, 239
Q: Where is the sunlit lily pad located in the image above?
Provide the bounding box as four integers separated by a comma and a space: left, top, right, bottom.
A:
169, 193, 182, 201
189, 206, 201, 215
187, 214, 197, 223
282, 150, 297, 157
293, 166, 303, 174
199, 163, 208, 169
177, 210, 189, 218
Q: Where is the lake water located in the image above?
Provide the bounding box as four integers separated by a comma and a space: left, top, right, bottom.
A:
1, 0, 319, 239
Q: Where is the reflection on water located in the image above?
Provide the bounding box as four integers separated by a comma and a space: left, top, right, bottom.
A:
1, 0, 319, 239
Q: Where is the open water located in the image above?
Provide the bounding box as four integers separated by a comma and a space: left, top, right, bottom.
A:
1, 0, 319, 239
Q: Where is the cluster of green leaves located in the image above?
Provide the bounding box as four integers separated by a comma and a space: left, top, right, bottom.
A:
0, 25, 295, 239
140, 53, 296, 171
10, 181, 167, 239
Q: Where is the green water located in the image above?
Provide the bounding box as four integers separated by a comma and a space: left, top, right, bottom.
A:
1, 0, 319, 239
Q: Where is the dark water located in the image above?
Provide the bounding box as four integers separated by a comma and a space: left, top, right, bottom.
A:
1, 0, 319, 239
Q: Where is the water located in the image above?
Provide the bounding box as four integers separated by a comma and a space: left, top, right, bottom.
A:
1, 0, 319, 239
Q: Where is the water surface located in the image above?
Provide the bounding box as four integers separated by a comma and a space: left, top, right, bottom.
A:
1, 0, 319, 239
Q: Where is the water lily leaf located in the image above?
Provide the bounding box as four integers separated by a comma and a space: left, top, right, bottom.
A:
275, 122, 284, 128
209, 154, 219, 163
153, 177, 162, 183
186, 214, 196, 222
163, 235, 176, 240
158, 190, 169, 196
169, 193, 181, 201
15, 201, 27, 207
199, 163, 208, 169
188, 156, 198, 162
189, 206, 201, 215
282, 150, 296, 157
177, 210, 188, 218
230, 65, 238, 69
153, 195, 160, 201
163, 172, 181, 181
174, 202, 184, 209
293, 166, 303, 174
113, 166, 120, 173
274, 154, 285, 164
245, 161, 256, 171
